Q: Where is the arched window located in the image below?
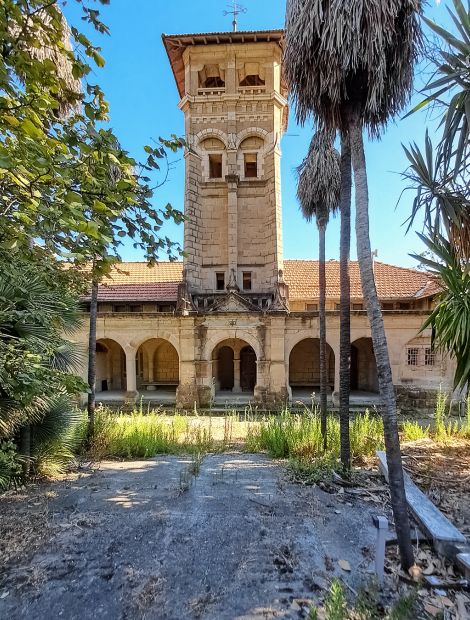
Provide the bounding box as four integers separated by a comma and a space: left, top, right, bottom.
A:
239, 136, 264, 179
201, 137, 225, 180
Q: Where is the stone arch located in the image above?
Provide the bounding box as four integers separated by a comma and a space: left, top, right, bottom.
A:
95, 338, 126, 392
350, 337, 378, 393
194, 128, 228, 151
133, 333, 180, 357
235, 127, 270, 150
211, 338, 257, 393
288, 338, 335, 392
135, 338, 179, 391
203, 330, 262, 361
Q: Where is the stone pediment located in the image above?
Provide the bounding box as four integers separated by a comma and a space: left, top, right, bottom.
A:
210, 292, 260, 313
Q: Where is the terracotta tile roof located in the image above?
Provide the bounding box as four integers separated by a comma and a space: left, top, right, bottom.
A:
101, 261, 183, 284
90, 283, 180, 302
81, 260, 438, 303
283, 260, 438, 301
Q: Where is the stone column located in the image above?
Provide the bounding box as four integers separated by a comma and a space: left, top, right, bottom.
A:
106, 355, 112, 391
233, 357, 241, 393
124, 345, 138, 400
254, 360, 270, 405
176, 318, 201, 409
269, 316, 289, 406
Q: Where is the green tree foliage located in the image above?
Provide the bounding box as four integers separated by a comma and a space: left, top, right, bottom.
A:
413, 234, 470, 391
0, 0, 184, 264
0, 1, 185, 481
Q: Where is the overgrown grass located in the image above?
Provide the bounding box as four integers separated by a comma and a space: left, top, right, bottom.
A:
86, 409, 215, 459
400, 386, 470, 443
246, 409, 384, 461
308, 578, 417, 620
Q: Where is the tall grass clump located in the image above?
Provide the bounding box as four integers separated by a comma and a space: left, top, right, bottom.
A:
87, 408, 213, 459
401, 420, 430, 442
434, 386, 448, 440
246, 410, 383, 462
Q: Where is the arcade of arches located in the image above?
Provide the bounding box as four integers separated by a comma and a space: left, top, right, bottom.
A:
95, 338, 179, 394
94, 335, 379, 398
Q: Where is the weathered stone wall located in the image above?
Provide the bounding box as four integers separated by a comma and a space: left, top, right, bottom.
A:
74, 311, 455, 411
180, 40, 286, 294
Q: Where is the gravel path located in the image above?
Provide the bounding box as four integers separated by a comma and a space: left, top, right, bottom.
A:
0, 454, 380, 619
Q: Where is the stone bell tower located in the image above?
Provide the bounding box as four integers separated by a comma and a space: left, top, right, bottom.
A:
163, 29, 289, 311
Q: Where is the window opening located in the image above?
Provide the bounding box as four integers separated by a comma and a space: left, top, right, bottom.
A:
216, 272, 225, 291
244, 153, 257, 178
242, 272, 252, 291
407, 347, 419, 366
209, 154, 223, 179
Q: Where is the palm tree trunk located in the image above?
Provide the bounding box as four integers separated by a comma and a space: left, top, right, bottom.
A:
87, 278, 98, 440
349, 115, 414, 570
319, 224, 327, 449
339, 133, 352, 471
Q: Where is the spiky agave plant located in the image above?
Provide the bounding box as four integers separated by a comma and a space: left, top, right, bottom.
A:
284, 0, 423, 570
297, 128, 341, 450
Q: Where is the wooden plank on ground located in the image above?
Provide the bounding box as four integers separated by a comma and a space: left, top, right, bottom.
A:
376, 451, 467, 558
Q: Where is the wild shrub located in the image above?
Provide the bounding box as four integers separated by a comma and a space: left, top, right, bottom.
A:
401, 420, 430, 442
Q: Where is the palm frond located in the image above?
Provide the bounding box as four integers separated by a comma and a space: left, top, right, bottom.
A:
413, 233, 470, 390
296, 128, 341, 226
403, 131, 470, 259
284, 0, 422, 133
405, 0, 470, 177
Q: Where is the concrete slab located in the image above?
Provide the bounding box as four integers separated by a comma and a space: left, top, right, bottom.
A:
1, 454, 381, 620
377, 451, 467, 558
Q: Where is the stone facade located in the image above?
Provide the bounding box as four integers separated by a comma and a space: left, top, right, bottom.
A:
75, 29, 455, 412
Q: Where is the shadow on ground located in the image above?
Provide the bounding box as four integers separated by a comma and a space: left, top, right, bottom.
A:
0, 453, 380, 619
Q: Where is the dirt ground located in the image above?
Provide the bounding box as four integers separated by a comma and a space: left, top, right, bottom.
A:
401, 439, 470, 539
0, 453, 382, 620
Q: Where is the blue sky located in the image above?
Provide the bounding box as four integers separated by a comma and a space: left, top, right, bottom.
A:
63, 0, 448, 268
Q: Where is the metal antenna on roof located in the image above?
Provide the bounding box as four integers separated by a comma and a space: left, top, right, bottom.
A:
223, 1, 247, 32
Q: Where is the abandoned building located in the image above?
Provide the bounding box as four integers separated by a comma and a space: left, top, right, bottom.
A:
76, 28, 451, 410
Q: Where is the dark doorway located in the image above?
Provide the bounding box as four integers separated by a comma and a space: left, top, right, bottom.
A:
240, 346, 256, 392
350, 338, 379, 393
218, 346, 234, 390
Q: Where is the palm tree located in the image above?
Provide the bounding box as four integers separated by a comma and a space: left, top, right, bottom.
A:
284, 0, 423, 570
297, 129, 340, 449
339, 134, 352, 472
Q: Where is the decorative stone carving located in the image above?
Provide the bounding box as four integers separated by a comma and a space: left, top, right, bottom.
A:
210, 291, 260, 313
176, 269, 195, 315
226, 268, 240, 292
270, 269, 289, 312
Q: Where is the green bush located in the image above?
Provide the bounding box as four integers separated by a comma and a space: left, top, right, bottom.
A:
30, 395, 84, 477
401, 420, 430, 442
0, 440, 23, 490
